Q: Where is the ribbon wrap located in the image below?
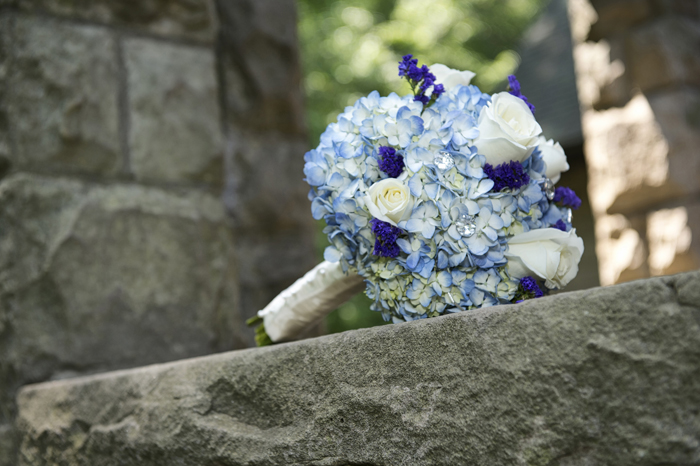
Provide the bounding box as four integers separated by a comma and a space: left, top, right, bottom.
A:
259, 261, 365, 342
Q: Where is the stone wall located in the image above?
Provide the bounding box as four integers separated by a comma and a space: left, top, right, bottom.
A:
14, 271, 700, 465
0, 1, 316, 464
568, 0, 700, 285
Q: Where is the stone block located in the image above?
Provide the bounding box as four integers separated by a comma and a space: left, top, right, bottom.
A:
647, 205, 700, 276
15, 271, 700, 465
1, 15, 123, 176
223, 129, 318, 321
572, 39, 630, 109
587, 0, 654, 39
6, 0, 216, 43
0, 173, 244, 460
217, 0, 306, 135
647, 88, 700, 195
627, 16, 700, 92
582, 92, 700, 216
124, 38, 223, 185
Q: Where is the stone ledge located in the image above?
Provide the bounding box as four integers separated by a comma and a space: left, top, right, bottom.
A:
16, 271, 700, 465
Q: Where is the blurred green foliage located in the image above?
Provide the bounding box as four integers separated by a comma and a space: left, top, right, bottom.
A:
299, 0, 549, 333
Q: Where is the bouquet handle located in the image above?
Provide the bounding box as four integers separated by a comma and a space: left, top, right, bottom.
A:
248, 261, 365, 345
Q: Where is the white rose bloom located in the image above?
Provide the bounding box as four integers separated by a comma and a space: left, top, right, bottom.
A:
430, 64, 476, 91
505, 228, 584, 289
538, 136, 570, 183
364, 178, 414, 226
473, 92, 542, 166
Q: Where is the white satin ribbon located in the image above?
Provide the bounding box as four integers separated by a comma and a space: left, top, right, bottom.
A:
258, 261, 365, 342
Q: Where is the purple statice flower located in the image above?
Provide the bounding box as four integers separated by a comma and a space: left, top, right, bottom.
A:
398, 54, 419, 78
507, 75, 536, 114
553, 187, 582, 210
553, 219, 567, 231
377, 146, 405, 178
520, 276, 544, 298
484, 161, 530, 192
370, 218, 402, 258
398, 54, 443, 105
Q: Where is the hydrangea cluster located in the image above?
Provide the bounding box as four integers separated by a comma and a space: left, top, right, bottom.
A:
304, 58, 584, 323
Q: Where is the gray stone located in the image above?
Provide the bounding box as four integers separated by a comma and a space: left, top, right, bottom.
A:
627, 16, 700, 92
4, 0, 216, 43
217, 0, 306, 135
223, 129, 318, 323
587, 0, 654, 40
1, 15, 123, 176
215, 0, 317, 322
124, 38, 223, 185
0, 173, 244, 463
15, 271, 700, 465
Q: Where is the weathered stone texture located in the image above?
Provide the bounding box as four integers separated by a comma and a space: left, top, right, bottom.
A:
217, 0, 317, 322
216, 0, 306, 135
15, 271, 700, 465
224, 129, 317, 321
124, 38, 223, 185
1, 0, 216, 43
0, 15, 123, 176
0, 173, 244, 440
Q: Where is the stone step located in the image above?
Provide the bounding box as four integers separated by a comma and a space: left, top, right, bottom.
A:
16, 271, 700, 465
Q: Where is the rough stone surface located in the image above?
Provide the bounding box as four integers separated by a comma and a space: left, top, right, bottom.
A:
217, 0, 317, 322
216, 0, 306, 135
224, 129, 318, 323
0, 173, 245, 463
0, 15, 123, 176
1, 0, 216, 43
124, 38, 223, 185
15, 271, 700, 465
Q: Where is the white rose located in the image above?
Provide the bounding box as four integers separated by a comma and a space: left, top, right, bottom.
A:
364, 178, 414, 226
538, 136, 569, 183
505, 228, 584, 289
473, 92, 542, 166
430, 64, 476, 91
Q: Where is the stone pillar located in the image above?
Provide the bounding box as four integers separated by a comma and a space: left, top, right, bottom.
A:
568, 0, 700, 285
0, 0, 315, 463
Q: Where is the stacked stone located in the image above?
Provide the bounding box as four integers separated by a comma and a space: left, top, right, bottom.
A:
568, 0, 700, 285
0, 0, 315, 464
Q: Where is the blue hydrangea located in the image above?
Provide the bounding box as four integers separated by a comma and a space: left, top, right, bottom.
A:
303, 59, 577, 323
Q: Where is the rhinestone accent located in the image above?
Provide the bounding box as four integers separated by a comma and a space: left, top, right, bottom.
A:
543, 178, 555, 201
434, 151, 455, 171
455, 213, 476, 237
562, 207, 573, 224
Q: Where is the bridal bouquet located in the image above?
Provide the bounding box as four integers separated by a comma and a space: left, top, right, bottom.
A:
249, 55, 583, 346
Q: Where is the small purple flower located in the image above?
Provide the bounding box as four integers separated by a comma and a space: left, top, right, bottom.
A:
377, 146, 405, 178
553, 187, 582, 210
520, 276, 544, 298
553, 219, 567, 231
370, 218, 402, 258
398, 54, 442, 106
484, 161, 530, 192
398, 55, 419, 77
507, 75, 535, 114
